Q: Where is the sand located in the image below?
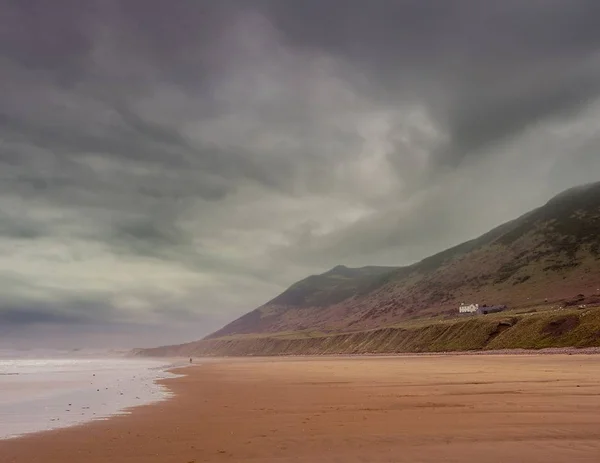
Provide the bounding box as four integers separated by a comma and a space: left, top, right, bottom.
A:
2, 354, 600, 462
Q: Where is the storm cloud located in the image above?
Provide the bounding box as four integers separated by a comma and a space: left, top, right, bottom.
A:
1, 0, 600, 347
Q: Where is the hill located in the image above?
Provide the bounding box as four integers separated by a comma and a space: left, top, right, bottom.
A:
136, 181, 600, 357
206, 264, 399, 338
206, 181, 600, 339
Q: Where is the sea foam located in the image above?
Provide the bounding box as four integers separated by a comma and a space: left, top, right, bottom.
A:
0, 354, 182, 439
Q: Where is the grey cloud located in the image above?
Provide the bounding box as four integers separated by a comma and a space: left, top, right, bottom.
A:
443, 59, 600, 165
113, 217, 189, 248
0, 0, 94, 82
264, 0, 600, 164
0, 211, 46, 239
0, 290, 119, 331
1, 0, 600, 346
0, 306, 90, 326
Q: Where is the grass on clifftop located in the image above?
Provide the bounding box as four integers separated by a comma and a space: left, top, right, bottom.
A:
138, 305, 600, 358
207, 305, 600, 352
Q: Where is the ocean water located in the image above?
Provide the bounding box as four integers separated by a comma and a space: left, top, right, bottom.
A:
0, 352, 182, 439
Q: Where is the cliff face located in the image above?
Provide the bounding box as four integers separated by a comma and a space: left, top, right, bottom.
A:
137, 307, 600, 357
207, 182, 600, 339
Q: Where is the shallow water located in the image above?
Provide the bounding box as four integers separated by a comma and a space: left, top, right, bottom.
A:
0, 356, 181, 439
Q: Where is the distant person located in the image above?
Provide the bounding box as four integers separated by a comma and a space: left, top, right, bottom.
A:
189, 358, 192, 364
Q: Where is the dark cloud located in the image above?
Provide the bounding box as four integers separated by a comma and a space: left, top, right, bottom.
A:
0, 0, 600, 346
0, 0, 94, 80
0, 210, 46, 239
263, 0, 600, 165
0, 292, 120, 337
0, 307, 90, 326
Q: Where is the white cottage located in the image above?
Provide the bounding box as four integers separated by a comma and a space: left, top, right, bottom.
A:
459, 303, 479, 314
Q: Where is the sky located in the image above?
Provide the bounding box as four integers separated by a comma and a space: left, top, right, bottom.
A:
1, 0, 600, 348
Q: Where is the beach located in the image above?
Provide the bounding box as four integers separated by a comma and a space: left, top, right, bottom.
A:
2, 354, 600, 462
0, 357, 179, 439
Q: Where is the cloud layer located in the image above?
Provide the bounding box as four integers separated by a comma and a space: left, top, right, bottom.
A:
1, 0, 600, 347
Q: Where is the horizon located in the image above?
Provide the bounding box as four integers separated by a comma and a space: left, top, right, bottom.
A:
2, 1, 600, 348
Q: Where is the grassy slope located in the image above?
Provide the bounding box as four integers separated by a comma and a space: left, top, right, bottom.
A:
137, 305, 600, 357
206, 265, 399, 338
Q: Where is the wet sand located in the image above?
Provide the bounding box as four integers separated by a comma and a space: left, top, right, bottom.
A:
2, 354, 600, 462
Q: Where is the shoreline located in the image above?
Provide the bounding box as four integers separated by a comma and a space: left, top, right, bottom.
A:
0, 364, 192, 443
2, 354, 600, 462
147, 345, 600, 360
0, 357, 188, 441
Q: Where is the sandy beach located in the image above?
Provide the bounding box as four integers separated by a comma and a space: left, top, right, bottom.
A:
2, 354, 600, 462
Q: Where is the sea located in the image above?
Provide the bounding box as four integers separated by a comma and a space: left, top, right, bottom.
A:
0, 349, 183, 440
